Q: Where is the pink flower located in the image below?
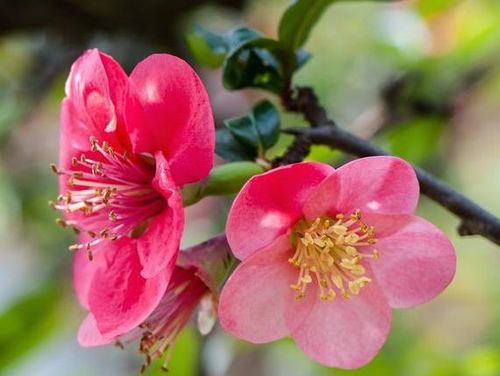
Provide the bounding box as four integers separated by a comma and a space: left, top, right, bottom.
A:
51, 49, 214, 338
76, 234, 230, 371
219, 157, 456, 369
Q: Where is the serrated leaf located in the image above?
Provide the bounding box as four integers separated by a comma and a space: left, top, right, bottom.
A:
225, 100, 280, 155
215, 128, 256, 162
186, 25, 228, 68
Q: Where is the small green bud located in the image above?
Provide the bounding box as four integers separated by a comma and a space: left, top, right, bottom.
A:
181, 161, 265, 206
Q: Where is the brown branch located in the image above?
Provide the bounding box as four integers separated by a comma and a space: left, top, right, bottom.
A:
272, 134, 311, 167
281, 87, 500, 246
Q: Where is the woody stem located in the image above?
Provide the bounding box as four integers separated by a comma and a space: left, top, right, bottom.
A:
278, 86, 500, 246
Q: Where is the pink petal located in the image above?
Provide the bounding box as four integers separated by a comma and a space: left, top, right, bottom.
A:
60, 49, 130, 172
292, 281, 391, 369
137, 152, 184, 279
126, 54, 215, 186
78, 314, 114, 347
218, 236, 314, 343
88, 238, 168, 338
226, 162, 334, 260
73, 243, 108, 310
303, 156, 419, 220
364, 214, 456, 309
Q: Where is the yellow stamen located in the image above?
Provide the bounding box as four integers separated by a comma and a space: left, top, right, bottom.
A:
288, 209, 379, 302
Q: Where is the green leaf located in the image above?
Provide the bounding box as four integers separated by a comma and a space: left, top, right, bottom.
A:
186, 25, 228, 68
186, 26, 261, 69
252, 100, 281, 149
223, 38, 286, 93
225, 116, 258, 148
225, 100, 280, 155
188, 25, 308, 89
278, 0, 336, 51
215, 128, 256, 162
225, 27, 262, 51
278, 0, 398, 50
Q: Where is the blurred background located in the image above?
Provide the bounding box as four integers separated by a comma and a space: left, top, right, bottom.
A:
1, 0, 500, 375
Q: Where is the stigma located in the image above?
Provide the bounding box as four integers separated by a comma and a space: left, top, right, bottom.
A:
49, 137, 165, 259
289, 209, 379, 302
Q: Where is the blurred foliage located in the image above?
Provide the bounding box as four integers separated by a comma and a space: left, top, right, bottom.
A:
0, 0, 500, 375
0, 285, 61, 374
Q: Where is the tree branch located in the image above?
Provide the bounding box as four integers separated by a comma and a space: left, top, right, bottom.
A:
281, 87, 500, 246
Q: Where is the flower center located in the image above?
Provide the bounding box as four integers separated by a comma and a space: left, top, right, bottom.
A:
289, 209, 379, 302
50, 137, 165, 259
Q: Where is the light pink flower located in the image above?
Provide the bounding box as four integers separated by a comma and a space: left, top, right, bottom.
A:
219, 157, 456, 369
52, 49, 214, 338
76, 235, 230, 371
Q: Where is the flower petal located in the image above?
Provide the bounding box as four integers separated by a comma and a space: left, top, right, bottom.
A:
60, 49, 130, 172
226, 162, 334, 260
73, 243, 108, 310
292, 281, 391, 369
219, 236, 314, 343
78, 314, 114, 347
365, 214, 456, 309
303, 156, 418, 220
137, 152, 184, 279
126, 54, 215, 186
88, 238, 168, 338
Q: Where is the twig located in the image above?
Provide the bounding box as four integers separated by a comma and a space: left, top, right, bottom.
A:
281, 87, 500, 246
272, 134, 311, 167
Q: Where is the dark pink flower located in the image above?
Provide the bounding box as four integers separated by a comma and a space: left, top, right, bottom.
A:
52, 49, 214, 338
76, 235, 229, 372
219, 157, 456, 369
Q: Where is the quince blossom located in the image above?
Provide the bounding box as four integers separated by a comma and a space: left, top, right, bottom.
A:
51, 49, 214, 339
219, 157, 456, 368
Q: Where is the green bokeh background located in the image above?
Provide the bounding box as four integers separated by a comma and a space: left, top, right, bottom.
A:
1, 0, 500, 375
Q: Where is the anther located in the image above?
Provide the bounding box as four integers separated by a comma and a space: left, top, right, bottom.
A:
89, 136, 98, 151
55, 218, 67, 228
50, 164, 59, 174
115, 341, 125, 350
289, 210, 379, 303
108, 211, 117, 221
51, 136, 165, 260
